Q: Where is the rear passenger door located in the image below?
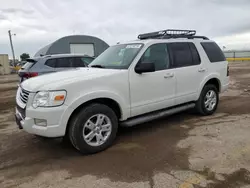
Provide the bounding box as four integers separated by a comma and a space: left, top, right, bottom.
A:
168, 42, 205, 105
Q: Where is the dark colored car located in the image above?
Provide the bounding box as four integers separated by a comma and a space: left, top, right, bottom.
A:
18, 54, 94, 82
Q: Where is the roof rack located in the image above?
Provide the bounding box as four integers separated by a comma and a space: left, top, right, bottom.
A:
138, 29, 209, 40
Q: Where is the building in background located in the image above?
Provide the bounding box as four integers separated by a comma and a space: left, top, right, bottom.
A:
35, 35, 109, 58
0, 54, 10, 75
224, 50, 250, 61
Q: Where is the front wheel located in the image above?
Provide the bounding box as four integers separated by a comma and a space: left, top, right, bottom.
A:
195, 84, 219, 116
68, 103, 118, 154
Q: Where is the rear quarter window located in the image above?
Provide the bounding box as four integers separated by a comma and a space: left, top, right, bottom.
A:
45, 59, 56, 68
201, 42, 226, 63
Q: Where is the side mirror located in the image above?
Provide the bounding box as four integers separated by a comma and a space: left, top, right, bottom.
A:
135, 62, 155, 74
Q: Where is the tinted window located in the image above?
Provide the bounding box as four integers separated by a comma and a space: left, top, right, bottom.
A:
201, 42, 226, 62
21, 62, 33, 70
73, 57, 87, 67
140, 43, 170, 71
189, 43, 201, 65
81, 57, 94, 64
56, 58, 73, 68
45, 59, 56, 68
169, 43, 194, 68
21, 59, 37, 70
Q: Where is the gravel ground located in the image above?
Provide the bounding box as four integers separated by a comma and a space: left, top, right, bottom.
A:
1, 62, 250, 188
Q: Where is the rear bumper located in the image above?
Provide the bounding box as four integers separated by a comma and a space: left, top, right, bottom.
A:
221, 77, 230, 93
221, 83, 229, 93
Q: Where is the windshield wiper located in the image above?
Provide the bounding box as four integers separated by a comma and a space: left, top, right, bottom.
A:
90, 65, 105, 68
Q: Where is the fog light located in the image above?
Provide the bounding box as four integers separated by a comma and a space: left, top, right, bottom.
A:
34, 119, 47, 127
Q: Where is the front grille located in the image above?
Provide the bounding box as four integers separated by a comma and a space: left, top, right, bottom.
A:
16, 104, 26, 119
19, 88, 30, 104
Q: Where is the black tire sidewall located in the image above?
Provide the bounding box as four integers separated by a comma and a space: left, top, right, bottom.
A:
70, 104, 118, 154
199, 85, 219, 115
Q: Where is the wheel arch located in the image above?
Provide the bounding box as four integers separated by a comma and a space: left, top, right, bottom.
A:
63, 92, 129, 136
199, 75, 221, 95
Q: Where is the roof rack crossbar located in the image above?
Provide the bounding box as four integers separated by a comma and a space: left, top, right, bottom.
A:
163, 35, 209, 40
138, 29, 209, 40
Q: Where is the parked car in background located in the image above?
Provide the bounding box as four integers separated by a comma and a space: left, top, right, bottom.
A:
18, 54, 94, 82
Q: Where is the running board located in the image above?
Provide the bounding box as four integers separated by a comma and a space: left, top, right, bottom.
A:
120, 103, 195, 127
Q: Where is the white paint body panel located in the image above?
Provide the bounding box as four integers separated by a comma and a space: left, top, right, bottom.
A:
16, 38, 229, 137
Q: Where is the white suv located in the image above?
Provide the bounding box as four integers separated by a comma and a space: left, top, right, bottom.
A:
15, 30, 229, 154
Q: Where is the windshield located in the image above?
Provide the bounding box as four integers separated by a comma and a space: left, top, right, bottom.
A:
89, 43, 143, 69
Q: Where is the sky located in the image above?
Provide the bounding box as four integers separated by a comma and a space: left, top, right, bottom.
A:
1, 0, 250, 59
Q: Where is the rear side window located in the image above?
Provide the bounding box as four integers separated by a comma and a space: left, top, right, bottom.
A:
201, 42, 226, 62
56, 58, 74, 68
189, 43, 201, 65
45, 59, 56, 68
169, 42, 199, 68
73, 57, 87, 67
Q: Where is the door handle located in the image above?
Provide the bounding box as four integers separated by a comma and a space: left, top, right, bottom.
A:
198, 68, 206, 73
164, 73, 174, 79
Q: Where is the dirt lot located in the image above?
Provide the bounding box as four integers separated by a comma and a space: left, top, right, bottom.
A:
1, 62, 250, 188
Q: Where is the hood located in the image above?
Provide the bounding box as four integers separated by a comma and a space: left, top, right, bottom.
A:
21, 68, 124, 92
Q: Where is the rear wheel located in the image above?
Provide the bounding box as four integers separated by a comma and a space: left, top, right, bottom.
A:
68, 103, 118, 154
196, 84, 219, 115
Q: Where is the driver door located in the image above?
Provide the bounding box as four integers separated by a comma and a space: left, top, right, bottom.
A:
129, 43, 176, 117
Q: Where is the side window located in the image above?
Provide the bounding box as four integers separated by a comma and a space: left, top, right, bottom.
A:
139, 43, 170, 71
56, 58, 73, 68
45, 59, 56, 68
81, 57, 94, 65
73, 57, 87, 67
189, 43, 201, 65
169, 42, 194, 68
201, 42, 226, 63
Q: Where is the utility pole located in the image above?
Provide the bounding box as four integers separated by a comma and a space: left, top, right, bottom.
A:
8, 30, 16, 66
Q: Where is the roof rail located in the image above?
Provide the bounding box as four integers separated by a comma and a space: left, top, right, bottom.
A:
138, 29, 209, 40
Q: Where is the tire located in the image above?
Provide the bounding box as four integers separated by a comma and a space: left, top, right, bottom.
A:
195, 84, 219, 116
68, 103, 118, 154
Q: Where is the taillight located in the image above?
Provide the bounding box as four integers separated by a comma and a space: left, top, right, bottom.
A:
227, 65, 229, 76
23, 72, 38, 78
29, 72, 38, 77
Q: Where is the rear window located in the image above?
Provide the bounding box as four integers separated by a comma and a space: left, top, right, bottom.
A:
21, 59, 37, 70
201, 42, 226, 63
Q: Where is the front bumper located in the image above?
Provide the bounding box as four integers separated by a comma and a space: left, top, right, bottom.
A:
15, 104, 69, 138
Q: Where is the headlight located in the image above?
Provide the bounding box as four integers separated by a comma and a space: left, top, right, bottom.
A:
32, 90, 66, 108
